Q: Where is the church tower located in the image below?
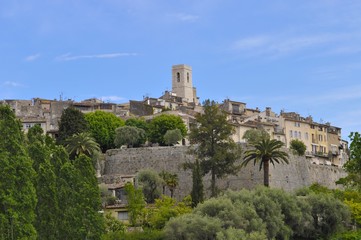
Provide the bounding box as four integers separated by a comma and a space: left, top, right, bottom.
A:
172, 64, 196, 103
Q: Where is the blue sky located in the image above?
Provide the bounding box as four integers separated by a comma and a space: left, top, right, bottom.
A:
1, 0, 361, 140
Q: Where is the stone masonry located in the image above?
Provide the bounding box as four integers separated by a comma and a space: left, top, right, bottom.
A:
102, 146, 347, 200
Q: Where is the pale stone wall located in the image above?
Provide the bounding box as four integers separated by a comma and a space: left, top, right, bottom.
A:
103, 146, 347, 200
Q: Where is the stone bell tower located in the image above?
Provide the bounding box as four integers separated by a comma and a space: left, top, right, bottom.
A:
172, 64, 197, 103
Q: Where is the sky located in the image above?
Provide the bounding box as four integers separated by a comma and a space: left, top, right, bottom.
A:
1, 0, 361, 141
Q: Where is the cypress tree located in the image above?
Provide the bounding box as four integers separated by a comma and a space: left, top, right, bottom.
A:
0, 105, 37, 239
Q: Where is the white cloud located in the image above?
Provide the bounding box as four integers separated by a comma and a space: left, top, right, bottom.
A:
232, 33, 355, 58
55, 52, 137, 61
24, 53, 41, 62
2, 81, 25, 87
232, 36, 270, 50
100, 96, 125, 102
170, 13, 200, 22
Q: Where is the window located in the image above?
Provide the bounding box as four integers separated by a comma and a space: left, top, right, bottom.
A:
117, 211, 129, 221
290, 130, 293, 138
187, 72, 189, 83
232, 104, 239, 114
177, 72, 180, 82
294, 131, 298, 138
312, 145, 317, 153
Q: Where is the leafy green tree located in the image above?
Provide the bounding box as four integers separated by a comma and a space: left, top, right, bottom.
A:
104, 212, 126, 234
57, 106, 88, 144
124, 182, 146, 226
0, 105, 37, 239
114, 126, 146, 148
242, 128, 270, 144
58, 155, 104, 239
337, 132, 361, 190
144, 195, 192, 229
27, 126, 60, 239
242, 138, 289, 187
64, 132, 100, 159
85, 110, 125, 152
125, 117, 149, 134
35, 160, 59, 239
164, 213, 222, 240
137, 169, 163, 203
290, 139, 307, 156
148, 114, 187, 145
164, 129, 182, 146
306, 193, 350, 239
189, 99, 241, 197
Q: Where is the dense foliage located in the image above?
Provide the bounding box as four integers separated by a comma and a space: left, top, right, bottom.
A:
114, 126, 146, 148
1, 105, 104, 239
57, 106, 89, 144
148, 114, 187, 145
242, 128, 270, 144
0, 105, 37, 239
85, 110, 125, 152
137, 169, 163, 203
290, 139, 307, 156
125, 118, 149, 135
337, 132, 361, 190
164, 187, 351, 240
163, 129, 182, 146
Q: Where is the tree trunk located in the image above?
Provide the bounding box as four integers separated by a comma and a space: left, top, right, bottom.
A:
211, 170, 216, 197
170, 188, 174, 198
264, 159, 270, 187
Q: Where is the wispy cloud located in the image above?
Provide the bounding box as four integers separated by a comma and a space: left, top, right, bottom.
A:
232, 33, 355, 58
2, 81, 25, 88
272, 84, 361, 106
100, 96, 125, 102
55, 52, 137, 61
169, 13, 200, 22
24, 53, 41, 62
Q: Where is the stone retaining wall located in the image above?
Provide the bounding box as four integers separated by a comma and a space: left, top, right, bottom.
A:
102, 146, 347, 200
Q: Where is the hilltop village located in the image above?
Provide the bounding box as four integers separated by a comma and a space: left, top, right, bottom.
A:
0, 64, 354, 238
1, 64, 349, 168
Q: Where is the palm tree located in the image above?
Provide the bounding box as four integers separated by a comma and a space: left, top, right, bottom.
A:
65, 132, 100, 159
242, 138, 289, 187
159, 171, 179, 198
166, 173, 178, 198
159, 170, 169, 194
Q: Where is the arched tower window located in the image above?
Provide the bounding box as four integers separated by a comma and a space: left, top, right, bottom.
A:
187, 72, 189, 83
177, 72, 180, 82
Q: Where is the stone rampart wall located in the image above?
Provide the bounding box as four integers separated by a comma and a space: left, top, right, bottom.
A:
103, 146, 347, 200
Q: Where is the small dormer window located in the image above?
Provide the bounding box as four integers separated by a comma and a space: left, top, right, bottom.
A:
177, 72, 180, 82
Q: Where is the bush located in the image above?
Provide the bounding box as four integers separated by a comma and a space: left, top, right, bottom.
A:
290, 139, 307, 156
